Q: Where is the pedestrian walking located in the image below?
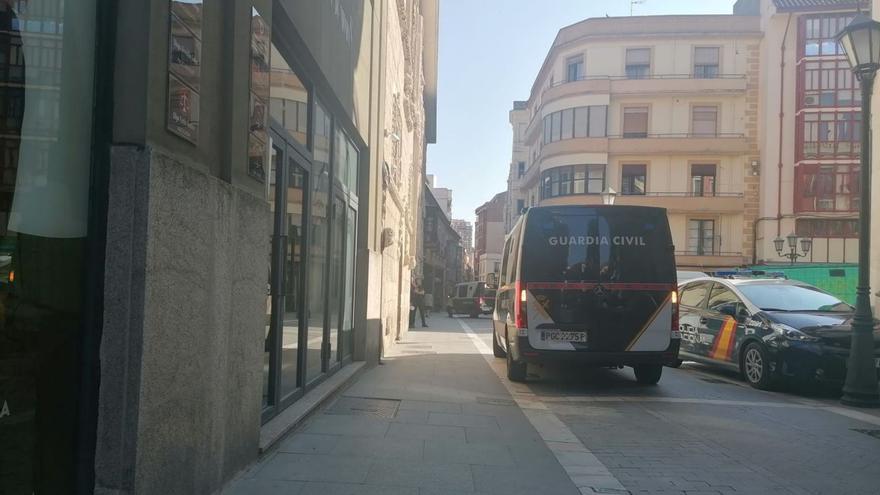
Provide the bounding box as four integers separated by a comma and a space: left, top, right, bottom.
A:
409, 280, 428, 328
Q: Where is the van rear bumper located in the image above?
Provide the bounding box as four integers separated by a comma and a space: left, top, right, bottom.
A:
512, 336, 680, 367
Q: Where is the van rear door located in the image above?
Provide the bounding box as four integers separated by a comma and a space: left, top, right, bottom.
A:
521, 206, 676, 352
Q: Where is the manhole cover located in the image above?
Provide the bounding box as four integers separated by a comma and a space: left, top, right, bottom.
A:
476, 396, 516, 406
699, 377, 731, 385
852, 429, 880, 440
325, 396, 400, 419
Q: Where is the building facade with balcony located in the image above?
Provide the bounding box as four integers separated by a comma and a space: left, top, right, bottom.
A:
420, 184, 463, 309
506, 14, 763, 270
750, 0, 868, 265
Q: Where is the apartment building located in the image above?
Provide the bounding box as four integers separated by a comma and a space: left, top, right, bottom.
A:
748, 0, 867, 266
506, 14, 762, 270
475, 191, 507, 283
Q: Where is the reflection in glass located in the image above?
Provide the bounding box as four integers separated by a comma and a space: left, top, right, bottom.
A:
341, 206, 357, 359
281, 157, 306, 398
307, 99, 331, 382
0, 0, 95, 491
270, 43, 309, 147
248, 7, 269, 181
328, 197, 344, 365
263, 144, 282, 408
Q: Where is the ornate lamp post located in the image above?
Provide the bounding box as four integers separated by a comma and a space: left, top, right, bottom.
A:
601, 186, 618, 205
773, 233, 812, 264
837, 14, 880, 407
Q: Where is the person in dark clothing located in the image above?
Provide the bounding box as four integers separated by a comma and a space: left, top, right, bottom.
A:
409, 281, 428, 328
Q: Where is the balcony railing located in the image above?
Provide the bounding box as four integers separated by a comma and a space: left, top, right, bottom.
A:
551, 73, 746, 88
676, 251, 743, 257
608, 132, 745, 139
623, 191, 743, 198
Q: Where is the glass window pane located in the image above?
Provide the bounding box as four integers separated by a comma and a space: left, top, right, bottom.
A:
574, 107, 588, 138
551, 112, 562, 141
623, 106, 648, 137
308, 99, 332, 383
281, 158, 307, 399
561, 109, 574, 140
270, 43, 309, 147
588, 105, 607, 137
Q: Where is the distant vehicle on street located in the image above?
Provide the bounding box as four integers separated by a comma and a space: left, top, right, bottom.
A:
493, 205, 680, 384
678, 277, 880, 390
677, 270, 708, 282
447, 281, 495, 318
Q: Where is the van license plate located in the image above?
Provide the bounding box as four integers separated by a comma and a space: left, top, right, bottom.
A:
541, 330, 587, 343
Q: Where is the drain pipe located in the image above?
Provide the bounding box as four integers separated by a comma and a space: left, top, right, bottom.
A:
776, 13, 794, 237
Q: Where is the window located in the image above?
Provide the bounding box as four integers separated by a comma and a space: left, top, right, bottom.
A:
800, 111, 860, 160
691, 164, 716, 197
541, 106, 608, 144
625, 48, 650, 79
680, 282, 711, 308
517, 161, 525, 178
802, 15, 853, 57
707, 284, 740, 313
621, 164, 646, 195
623, 106, 648, 138
796, 218, 859, 238
795, 163, 860, 212
802, 60, 859, 108
687, 219, 716, 256
269, 49, 310, 148
516, 199, 525, 214
692, 106, 718, 136
693, 47, 720, 79
540, 165, 605, 199
566, 54, 584, 82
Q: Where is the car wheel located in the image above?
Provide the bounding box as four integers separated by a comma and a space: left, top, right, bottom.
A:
667, 359, 683, 369
506, 330, 527, 382
742, 342, 774, 390
493, 329, 507, 358
634, 364, 663, 385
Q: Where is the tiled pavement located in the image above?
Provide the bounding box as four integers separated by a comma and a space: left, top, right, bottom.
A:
225, 315, 880, 495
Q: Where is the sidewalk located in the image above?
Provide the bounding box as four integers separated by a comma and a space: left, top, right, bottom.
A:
224, 318, 583, 495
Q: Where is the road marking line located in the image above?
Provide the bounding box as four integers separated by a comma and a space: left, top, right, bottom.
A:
456, 318, 629, 495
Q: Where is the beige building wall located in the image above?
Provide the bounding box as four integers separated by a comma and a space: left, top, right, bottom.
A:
508, 14, 761, 271
378, 0, 434, 348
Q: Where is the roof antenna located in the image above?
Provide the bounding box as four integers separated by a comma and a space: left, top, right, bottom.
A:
630, 0, 645, 16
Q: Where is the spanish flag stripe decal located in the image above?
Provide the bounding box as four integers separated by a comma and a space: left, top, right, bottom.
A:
710, 317, 737, 361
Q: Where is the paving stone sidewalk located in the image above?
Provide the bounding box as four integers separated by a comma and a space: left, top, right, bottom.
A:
224, 319, 582, 495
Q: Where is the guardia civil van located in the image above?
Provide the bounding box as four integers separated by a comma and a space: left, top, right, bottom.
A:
492, 205, 680, 384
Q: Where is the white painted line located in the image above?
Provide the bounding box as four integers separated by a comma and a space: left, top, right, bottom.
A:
456, 318, 629, 495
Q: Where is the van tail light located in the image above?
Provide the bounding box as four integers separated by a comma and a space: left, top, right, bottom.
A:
671, 290, 681, 339
478, 297, 485, 306
515, 281, 528, 329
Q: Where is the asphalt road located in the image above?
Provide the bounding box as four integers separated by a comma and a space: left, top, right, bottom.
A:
458, 314, 880, 495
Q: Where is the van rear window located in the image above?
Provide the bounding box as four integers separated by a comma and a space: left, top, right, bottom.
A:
522, 207, 674, 283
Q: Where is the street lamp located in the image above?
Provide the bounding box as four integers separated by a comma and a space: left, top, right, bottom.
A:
773, 233, 812, 264
601, 186, 618, 205
837, 14, 880, 407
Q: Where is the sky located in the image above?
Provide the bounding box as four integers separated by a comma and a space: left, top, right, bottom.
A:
426, 0, 741, 224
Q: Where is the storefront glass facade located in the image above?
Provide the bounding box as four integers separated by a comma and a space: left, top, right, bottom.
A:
261, 34, 360, 422
0, 0, 98, 492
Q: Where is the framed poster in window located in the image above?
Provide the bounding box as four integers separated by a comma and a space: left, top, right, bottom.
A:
166, 0, 203, 143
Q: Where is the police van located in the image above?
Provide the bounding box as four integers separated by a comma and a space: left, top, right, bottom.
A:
492, 205, 680, 384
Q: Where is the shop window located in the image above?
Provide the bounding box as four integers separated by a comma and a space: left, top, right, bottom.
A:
625, 48, 650, 79
691, 164, 716, 197
693, 47, 720, 79
692, 106, 718, 136
623, 106, 648, 138
566, 54, 584, 82
621, 164, 646, 195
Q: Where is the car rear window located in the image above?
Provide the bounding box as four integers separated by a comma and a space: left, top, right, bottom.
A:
521, 206, 675, 283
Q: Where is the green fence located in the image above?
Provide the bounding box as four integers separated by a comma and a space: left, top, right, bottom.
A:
748, 263, 858, 305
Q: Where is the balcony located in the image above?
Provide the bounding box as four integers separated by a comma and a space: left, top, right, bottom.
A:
609, 74, 747, 96
540, 191, 745, 213
608, 133, 749, 155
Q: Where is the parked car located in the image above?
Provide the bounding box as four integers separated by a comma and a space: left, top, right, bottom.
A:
677, 270, 708, 282
678, 277, 880, 389
447, 281, 495, 318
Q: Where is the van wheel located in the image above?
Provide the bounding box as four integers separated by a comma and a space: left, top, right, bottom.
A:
493, 330, 507, 358
506, 331, 527, 382
634, 364, 663, 385
447, 309, 454, 318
